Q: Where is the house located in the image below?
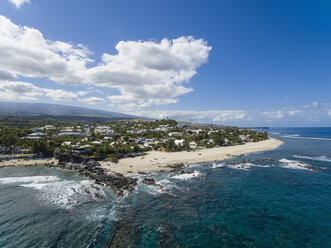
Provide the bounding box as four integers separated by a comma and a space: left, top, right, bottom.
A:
27, 133, 45, 140
190, 129, 203, 134
127, 129, 146, 134
58, 132, 86, 137
94, 126, 114, 135
42, 125, 56, 130
0, 146, 7, 153
60, 127, 75, 132
31, 127, 43, 132
73, 145, 91, 154
16, 148, 32, 154
189, 141, 197, 149
174, 139, 184, 146
168, 132, 184, 137
61, 141, 72, 146
91, 141, 102, 145
208, 130, 217, 135
83, 125, 91, 133
239, 135, 249, 141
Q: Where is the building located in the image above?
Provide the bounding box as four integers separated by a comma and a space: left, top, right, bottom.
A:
16, 148, 32, 155
42, 125, 56, 130
0, 146, 7, 153
168, 132, 184, 137
189, 141, 197, 149
58, 132, 86, 137
94, 126, 114, 135
174, 139, 184, 146
91, 141, 102, 145
27, 133, 45, 140
61, 141, 72, 146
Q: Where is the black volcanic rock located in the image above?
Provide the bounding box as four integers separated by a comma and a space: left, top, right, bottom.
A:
53, 150, 137, 196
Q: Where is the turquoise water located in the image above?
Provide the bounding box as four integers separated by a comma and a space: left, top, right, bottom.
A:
0, 127, 331, 247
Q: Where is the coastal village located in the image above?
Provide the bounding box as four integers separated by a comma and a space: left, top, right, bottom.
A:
0, 119, 268, 162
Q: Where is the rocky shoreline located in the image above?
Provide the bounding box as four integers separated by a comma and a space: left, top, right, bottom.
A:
51, 150, 138, 196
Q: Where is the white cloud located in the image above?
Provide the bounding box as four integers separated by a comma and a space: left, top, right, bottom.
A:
0, 15, 211, 108
82, 97, 106, 105
130, 110, 247, 124
0, 15, 92, 86
261, 110, 284, 120
288, 110, 302, 116
43, 89, 78, 102
78, 91, 88, 96
0, 80, 79, 102
9, 0, 30, 8
89, 37, 211, 109
0, 80, 42, 101
131, 103, 331, 126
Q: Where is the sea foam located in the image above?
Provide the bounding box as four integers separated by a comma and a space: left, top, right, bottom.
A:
279, 158, 314, 171
281, 135, 331, 141
293, 155, 331, 163
0, 175, 107, 209
0, 176, 59, 184
211, 162, 225, 168
20, 179, 107, 209
171, 171, 203, 180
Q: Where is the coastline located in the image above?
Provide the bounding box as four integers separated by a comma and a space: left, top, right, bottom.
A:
100, 137, 284, 175
0, 138, 283, 176
0, 158, 58, 168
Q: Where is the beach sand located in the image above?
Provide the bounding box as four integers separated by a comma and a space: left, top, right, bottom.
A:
101, 137, 284, 175
0, 138, 283, 176
0, 158, 58, 168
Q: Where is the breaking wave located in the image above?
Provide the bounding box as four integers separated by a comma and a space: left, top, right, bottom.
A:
171, 171, 204, 180
211, 162, 225, 168
279, 158, 315, 171
293, 155, 331, 163
281, 135, 331, 141
0, 176, 59, 184
0, 175, 107, 209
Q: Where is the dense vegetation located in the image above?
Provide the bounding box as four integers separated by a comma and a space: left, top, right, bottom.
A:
0, 118, 268, 160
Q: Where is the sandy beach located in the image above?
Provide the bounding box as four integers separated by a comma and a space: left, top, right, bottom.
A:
101, 137, 284, 175
0, 138, 283, 175
0, 158, 58, 168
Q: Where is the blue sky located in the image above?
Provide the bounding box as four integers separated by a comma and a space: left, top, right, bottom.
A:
0, 0, 330, 126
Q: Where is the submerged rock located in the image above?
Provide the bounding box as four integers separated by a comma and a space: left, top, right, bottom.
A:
142, 178, 168, 192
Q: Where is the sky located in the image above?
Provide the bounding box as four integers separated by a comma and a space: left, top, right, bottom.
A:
0, 0, 330, 126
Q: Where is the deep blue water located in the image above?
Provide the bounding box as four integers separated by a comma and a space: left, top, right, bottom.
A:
0, 127, 331, 247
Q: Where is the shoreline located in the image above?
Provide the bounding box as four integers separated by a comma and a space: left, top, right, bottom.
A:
0, 138, 284, 176
0, 158, 58, 168
100, 137, 284, 175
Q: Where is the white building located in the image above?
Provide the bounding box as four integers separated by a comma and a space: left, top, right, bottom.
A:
94, 126, 114, 135
42, 125, 55, 130
27, 133, 45, 140
174, 139, 184, 146
189, 141, 197, 149
168, 132, 184, 137
61, 141, 72, 146
91, 141, 102, 145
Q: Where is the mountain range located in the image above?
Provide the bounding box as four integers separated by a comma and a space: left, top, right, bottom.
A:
0, 102, 142, 121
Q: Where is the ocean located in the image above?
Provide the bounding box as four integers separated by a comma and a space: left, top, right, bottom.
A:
0, 127, 330, 247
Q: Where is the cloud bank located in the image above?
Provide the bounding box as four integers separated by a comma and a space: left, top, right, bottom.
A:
132, 102, 331, 126
0, 15, 211, 109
